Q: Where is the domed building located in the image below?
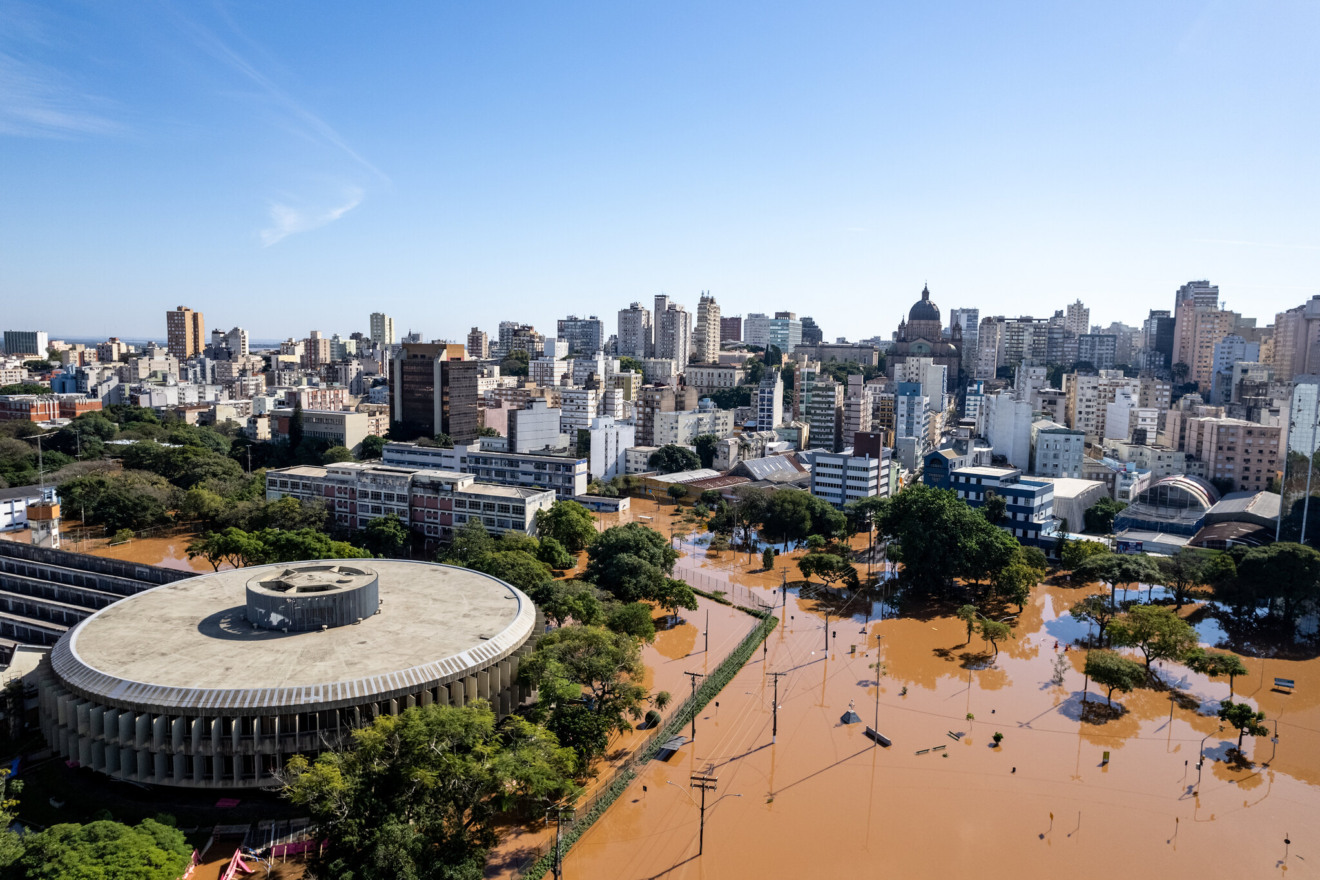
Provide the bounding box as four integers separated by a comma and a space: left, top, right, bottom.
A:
889, 284, 963, 392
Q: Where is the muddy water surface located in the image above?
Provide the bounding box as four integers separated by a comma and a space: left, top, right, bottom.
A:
557, 500, 1320, 879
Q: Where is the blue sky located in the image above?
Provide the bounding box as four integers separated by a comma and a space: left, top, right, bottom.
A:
2, 1, 1317, 342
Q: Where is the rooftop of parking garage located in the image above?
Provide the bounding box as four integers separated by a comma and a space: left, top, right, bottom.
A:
51, 560, 534, 712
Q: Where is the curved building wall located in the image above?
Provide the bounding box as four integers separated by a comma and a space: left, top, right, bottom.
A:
36, 561, 542, 790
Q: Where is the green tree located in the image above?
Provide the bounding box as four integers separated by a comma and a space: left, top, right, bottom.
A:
667, 484, 690, 505
1061, 537, 1107, 571
961, 521, 1019, 588
444, 519, 496, 566
604, 601, 658, 642
322, 444, 355, 464
991, 547, 1046, 610
761, 489, 815, 546
1186, 649, 1249, 699
956, 604, 978, 645
797, 553, 859, 588
535, 500, 598, 553
1083, 496, 1127, 534
617, 356, 644, 375
1083, 650, 1146, 707
361, 513, 409, 558
1218, 700, 1269, 750
982, 490, 1007, 525
693, 434, 720, 469
284, 703, 578, 880
18, 818, 192, 880
520, 626, 650, 760
1069, 593, 1122, 647
0, 768, 23, 869
876, 483, 988, 595
359, 434, 386, 460
977, 618, 1013, 658
1108, 604, 1198, 673
432, 432, 455, 449
1156, 547, 1209, 609
584, 522, 678, 597
1072, 552, 1161, 609
1236, 542, 1320, 622
530, 580, 604, 627
467, 550, 553, 595
537, 536, 575, 571
649, 445, 700, 474
762, 547, 775, 570
500, 349, 530, 377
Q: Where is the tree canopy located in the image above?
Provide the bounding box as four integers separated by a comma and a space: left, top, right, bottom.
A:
1084, 649, 1146, 707
1108, 604, 1198, 672
284, 702, 578, 880
536, 500, 597, 553
16, 818, 192, 880
648, 445, 700, 474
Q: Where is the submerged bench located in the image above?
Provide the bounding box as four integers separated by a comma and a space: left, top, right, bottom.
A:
1274, 677, 1295, 693
864, 727, 892, 747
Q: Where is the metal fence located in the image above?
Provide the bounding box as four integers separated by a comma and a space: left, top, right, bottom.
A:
673, 563, 775, 612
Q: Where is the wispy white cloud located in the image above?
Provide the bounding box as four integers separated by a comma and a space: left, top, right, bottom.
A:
0, 47, 121, 138
260, 188, 364, 247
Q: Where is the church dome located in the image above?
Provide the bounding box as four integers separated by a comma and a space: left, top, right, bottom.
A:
908, 284, 940, 323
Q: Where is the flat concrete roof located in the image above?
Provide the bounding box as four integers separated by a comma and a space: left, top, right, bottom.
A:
51, 560, 534, 713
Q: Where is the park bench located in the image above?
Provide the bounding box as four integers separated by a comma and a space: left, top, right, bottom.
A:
864, 727, 892, 747
1274, 677, 1295, 693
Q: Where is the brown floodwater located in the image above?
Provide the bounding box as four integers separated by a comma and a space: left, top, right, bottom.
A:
550, 498, 1320, 880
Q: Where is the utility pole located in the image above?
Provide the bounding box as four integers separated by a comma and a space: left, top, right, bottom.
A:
824, 609, 830, 652
704, 609, 709, 655
684, 671, 705, 741
546, 804, 570, 880
690, 770, 718, 856
769, 671, 787, 743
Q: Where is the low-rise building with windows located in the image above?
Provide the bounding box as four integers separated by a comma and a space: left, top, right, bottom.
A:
951, 465, 1054, 545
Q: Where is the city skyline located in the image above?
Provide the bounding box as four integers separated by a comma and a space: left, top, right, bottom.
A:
3, 2, 1317, 337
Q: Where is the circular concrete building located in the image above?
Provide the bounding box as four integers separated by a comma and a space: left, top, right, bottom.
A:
36, 560, 540, 789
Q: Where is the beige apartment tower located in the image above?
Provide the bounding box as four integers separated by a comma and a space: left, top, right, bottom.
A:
166, 306, 205, 360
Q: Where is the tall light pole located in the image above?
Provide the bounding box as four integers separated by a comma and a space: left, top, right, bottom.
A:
683, 671, 705, 741
768, 671, 787, 743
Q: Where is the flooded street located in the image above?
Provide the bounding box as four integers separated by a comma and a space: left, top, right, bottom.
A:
555, 499, 1320, 879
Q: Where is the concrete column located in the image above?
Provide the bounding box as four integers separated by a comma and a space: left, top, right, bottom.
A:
105, 744, 120, 777
172, 753, 185, 782
151, 715, 166, 750
119, 713, 134, 746
91, 741, 105, 773
478, 669, 491, 700
498, 690, 511, 717
420, 688, 432, 707
153, 751, 167, 782
135, 714, 150, 748
195, 754, 206, 785
388, 698, 399, 716
89, 706, 104, 740
137, 748, 151, 781
75, 701, 90, 736
449, 680, 465, 707
191, 718, 203, 754
465, 674, 478, 703
102, 708, 117, 742
435, 685, 449, 707
171, 717, 184, 752
77, 736, 92, 768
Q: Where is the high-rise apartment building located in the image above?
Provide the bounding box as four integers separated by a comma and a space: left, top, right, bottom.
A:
653, 295, 671, 353
391, 343, 480, 444
166, 306, 204, 360
497, 323, 545, 358
1270, 295, 1320, 381
655, 304, 692, 374
370, 312, 395, 346
557, 315, 604, 355
466, 327, 489, 359
799, 365, 843, 451
635, 384, 699, 447
720, 315, 742, 343
1065, 370, 1139, 442
1184, 417, 1280, 493
743, 313, 771, 348
1142, 310, 1176, 371
1077, 334, 1117, 370
692, 294, 721, 364
756, 367, 784, 430
617, 303, 653, 358
1064, 299, 1090, 337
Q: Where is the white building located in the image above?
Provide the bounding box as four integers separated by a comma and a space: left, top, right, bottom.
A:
982, 391, 1034, 471
744, 313, 771, 348
757, 368, 784, 429
1066, 370, 1139, 442
810, 449, 889, 508
1029, 419, 1084, 479
558, 387, 599, 437
655, 304, 692, 375
685, 364, 745, 393
2, 330, 49, 358
653, 409, 734, 446
895, 382, 930, 444
587, 417, 635, 482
